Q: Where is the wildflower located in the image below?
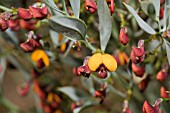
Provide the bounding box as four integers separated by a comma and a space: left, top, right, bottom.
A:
106, 0, 114, 15
31, 49, 50, 67
18, 7, 32, 20
114, 50, 129, 65
119, 27, 129, 45
29, 3, 48, 20
130, 40, 145, 64
88, 53, 117, 78
85, 0, 97, 13
160, 86, 169, 98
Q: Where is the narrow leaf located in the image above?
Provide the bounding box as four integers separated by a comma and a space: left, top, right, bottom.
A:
97, 0, 112, 51
69, 0, 80, 18
164, 39, 170, 65
140, 0, 160, 21
124, 3, 156, 34
50, 16, 86, 40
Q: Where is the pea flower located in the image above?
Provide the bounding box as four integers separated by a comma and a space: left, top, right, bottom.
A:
119, 27, 129, 45
31, 49, 50, 68
29, 3, 48, 20
18, 7, 32, 20
88, 53, 117, 78
130, 40, 145, 64
85, 0, 97, 13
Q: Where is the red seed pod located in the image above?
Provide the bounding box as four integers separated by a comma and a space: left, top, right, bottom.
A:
156, 70, 167, 82
119, 27, 129, 45
132, 63, 145, 77
18, 7, 32, 20
29, 3, 48, 20
160, 86, 169, 98
106, 0, 114, 15
0, 17, 8, 31
85, 0, 97, 13
9, 19, 20, 31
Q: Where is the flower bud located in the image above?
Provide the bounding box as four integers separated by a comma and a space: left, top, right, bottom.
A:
132, 63, 145, 77
9, 19, 20, 31
0, 17, 8, 31
77, 65, 91, 78
119, 27, 129, 45
18, 7, 32, 20
138, 75, 150, 92
20, 19, 36, 30
17, 82, 30, 96
156, 70, 167, 82
29, 3, 48, 20
106, 0, 114, 15
160, 86, 169, 98
85, 0, 97, 13
130, 40, 145, 64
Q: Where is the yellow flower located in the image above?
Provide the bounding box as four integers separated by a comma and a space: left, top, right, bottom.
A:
88, 53, 117, 72
31, 49, 49, 67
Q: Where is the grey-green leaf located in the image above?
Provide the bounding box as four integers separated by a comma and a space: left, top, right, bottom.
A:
69, 0, 80, 18
50, 16, 86, 40
124, 3, 156, 34
140, 0, 160, 21
97, 0, 112, 51
164, 39, 170, 65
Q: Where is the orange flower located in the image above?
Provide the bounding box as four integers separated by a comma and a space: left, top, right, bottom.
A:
31, 49, 49, 67
88, 53, 117, 78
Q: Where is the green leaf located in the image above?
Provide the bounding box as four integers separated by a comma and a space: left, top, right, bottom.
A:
50, 16, 86, 40
140, 0, 160, 21
57, 86, 87, 101
81, 77, 94, 95
164, 39, 170, 65
69, 0, 80, 18
124, 3, 156, 34
97, 0, 112, 51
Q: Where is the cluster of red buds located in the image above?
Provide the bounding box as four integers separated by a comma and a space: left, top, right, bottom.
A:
85, 0, 114, 15
142, 98, 163, 113
94, 83, 107, 104
119, 27, 129, 45
20, 31, 40, 52
130, 40, 145, 64
0, 2, 48, 31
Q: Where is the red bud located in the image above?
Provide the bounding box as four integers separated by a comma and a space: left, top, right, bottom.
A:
9, 19, 20, 31
156, 70, 167, 82
18, 8, 32, 20
106, 0, 114, 15
160, 86, 169, 98
85, 0, 97, 13
119, 27, 129, 45
132, 63, 145, 77
0, 17, 8, 31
